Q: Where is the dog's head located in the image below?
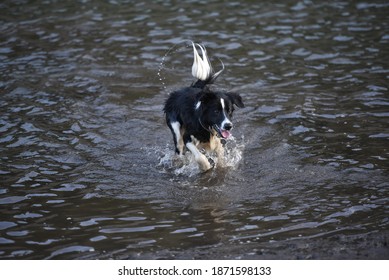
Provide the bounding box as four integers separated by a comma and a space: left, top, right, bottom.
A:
195, 90, 244, 139
190, 42, 244, 139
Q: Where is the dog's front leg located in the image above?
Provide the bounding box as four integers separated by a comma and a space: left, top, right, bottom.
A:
215, 140, 226, 167
209, 135, 225, 167
185, 140, 212, 172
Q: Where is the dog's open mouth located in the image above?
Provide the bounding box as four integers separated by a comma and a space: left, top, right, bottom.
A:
213, 125, 231, 139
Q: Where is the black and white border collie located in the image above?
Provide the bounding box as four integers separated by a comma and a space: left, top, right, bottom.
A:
163, 42, 244, 172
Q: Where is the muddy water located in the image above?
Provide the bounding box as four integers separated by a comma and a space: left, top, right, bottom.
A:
0, 0, 388, 259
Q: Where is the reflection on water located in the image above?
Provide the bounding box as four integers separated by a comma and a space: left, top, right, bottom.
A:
0, 0, 388, 259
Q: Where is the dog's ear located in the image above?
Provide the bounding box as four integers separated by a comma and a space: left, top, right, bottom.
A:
226, 92, 244, 108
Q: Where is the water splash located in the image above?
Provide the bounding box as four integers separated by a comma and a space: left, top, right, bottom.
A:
223, 135, 245, 168
157, 136, 245, 177
157, 40, 194, 91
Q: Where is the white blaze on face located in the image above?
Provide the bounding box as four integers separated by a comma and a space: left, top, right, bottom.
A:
220, 98, 232, 125
220, 98, 225, 110
220, 98, 232, 138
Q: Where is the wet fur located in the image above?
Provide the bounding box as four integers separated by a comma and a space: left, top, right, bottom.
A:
163, 43, 244, 172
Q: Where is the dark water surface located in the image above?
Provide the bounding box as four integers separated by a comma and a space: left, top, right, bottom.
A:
1, 0, 388, 259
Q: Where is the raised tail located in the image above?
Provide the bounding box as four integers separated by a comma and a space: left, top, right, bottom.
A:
191, 42, 224, 88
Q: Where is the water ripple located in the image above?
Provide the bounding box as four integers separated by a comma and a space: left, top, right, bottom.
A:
0, 0, 388, 260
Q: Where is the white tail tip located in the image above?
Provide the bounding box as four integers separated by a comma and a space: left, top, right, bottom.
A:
191, 42, 212, 81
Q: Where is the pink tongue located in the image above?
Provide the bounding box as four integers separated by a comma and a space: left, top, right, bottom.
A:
221, 130, 231, 139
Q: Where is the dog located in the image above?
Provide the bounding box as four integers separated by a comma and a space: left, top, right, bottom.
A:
163, 42, 244, 172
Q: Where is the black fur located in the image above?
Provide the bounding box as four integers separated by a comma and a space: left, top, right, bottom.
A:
164, 83, 244, 155
163, 42, 244, 171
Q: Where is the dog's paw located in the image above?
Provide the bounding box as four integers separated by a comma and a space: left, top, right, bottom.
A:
199, 162, 212, 172
207, 157, 215, 168
198, 157, 216, 173
197, 156, 212, 172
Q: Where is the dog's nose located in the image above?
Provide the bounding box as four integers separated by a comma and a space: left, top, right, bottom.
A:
224, 123, 233, 131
